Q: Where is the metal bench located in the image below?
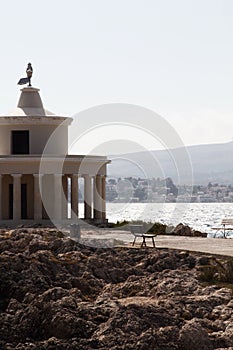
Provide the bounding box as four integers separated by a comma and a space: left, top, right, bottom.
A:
129, 224, 156, 247
212, 219, 233, 238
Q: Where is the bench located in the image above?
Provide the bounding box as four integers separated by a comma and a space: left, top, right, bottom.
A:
129, 224, 156, 247
212, 219, 233, 238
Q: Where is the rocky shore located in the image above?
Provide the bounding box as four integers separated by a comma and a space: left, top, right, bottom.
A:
0, 228, 233, 349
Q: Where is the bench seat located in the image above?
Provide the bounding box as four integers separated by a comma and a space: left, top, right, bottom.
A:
212, 219, 233, 238
129, 224, 156, 247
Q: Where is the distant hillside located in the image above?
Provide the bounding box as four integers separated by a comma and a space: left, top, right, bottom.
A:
108, 141, 233, 185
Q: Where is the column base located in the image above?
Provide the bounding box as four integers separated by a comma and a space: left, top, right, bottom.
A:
0, 219, 54, 228
0, 218, 109, 229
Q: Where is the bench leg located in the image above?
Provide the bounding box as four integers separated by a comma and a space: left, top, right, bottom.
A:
152, 237, 155, 248
223, 226, 228, 239
132, 236, 136, 246
141, 236, 147, 247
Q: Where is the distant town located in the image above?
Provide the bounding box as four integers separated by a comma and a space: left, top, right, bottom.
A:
105, 177, 233, 203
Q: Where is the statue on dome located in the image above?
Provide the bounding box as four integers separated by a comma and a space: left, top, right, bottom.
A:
18, 63, 33, 86
26, 63, 33, 86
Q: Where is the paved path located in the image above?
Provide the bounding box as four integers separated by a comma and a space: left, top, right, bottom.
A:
81, 229, 233, 257
154, 235, 233, 257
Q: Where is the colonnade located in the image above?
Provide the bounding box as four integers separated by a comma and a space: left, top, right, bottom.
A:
0, 173, 106, 221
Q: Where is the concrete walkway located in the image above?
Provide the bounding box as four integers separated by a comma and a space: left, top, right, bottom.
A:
154, 235, 233, 257
81, 229, 233, 257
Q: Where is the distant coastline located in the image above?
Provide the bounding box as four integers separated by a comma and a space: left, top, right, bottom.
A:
105, 177, 233, 203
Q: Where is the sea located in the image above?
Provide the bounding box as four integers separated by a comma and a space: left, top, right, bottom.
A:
77, 202, 233, 236
106, 202, 233, 236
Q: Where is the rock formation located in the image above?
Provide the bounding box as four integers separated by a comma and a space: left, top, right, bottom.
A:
171, 223, 207, 237
0, 228, 232, 349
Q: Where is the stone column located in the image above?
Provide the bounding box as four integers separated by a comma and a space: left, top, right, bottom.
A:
62, 175, 68, 220
33, 174, 43, 220
54, 174, 62, 220
71, 174, 79, 220
101, 175, 106, 220
94, 175, 102, 219
84, 175, 92, 220
0, 175, 2, 220
12, 174, 21, 221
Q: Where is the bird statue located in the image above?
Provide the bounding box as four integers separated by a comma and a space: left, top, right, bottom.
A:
18, 63, 33, 86
26, 63, 33, 86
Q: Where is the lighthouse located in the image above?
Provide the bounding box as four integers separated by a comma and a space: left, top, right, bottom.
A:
0, 65, 109, 225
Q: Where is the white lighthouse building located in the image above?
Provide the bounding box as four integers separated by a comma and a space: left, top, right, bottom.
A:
0, 72, 109, 225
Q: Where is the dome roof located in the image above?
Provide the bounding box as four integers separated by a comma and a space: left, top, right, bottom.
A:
4, 87, 61, 117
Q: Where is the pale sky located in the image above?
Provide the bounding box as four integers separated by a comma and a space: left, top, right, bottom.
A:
1, 0, 233, 151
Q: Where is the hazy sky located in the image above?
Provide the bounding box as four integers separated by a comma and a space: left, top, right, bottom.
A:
1, 0, 233, 150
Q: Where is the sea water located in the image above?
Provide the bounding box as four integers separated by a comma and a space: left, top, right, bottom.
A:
106, 202, 233, 235
77, 202, 233, 235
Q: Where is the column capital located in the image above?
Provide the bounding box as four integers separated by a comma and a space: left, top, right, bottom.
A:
33, 173, 43, 178
12, 173, 22, 178
97, 174, 107, 179
54, 173, 63, 177
82, 174, 91, 178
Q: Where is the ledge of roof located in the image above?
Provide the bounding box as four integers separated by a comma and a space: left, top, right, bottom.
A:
5, 107, 55, 117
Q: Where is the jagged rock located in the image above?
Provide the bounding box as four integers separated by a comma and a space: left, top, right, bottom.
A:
192, 229, 207, 237
0, 228, 232, 349
179, 319, 214, 350
173, 223, 192, 236
171, 223, 207, 237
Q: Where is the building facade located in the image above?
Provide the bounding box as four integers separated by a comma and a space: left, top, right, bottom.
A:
0, 86, 109, 225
